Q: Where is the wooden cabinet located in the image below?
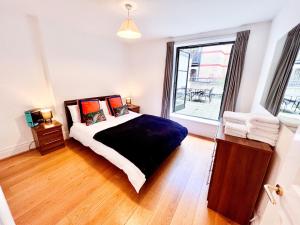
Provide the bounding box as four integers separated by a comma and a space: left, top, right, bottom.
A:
127, 104, 140, 113
207, 125, 273, 225
31, 120, 65, 155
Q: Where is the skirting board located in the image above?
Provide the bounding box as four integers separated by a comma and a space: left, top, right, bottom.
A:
0, 140, 35, 160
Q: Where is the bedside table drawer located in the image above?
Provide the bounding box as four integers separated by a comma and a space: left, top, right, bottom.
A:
39, 132, 63, 145
40, 137, 64, 153
38, 129, 63, 142
38, 126, 62, 137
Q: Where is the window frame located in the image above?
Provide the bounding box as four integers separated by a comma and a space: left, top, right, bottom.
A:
172, 41, 235, 120
280, 53, 300, 115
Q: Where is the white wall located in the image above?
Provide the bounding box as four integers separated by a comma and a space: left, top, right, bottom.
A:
0, 12, 128, 158
127, 39, 167, 116
127, 22, 271, 137
39, 20, 129, 134
0, 13, 54, 158
235, 22, 271, 112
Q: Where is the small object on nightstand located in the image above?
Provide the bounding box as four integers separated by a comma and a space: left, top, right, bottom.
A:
31, 120, 65, 155
41, 108, 53, 124
127, 104, 140, 113
125, 97, 132, 105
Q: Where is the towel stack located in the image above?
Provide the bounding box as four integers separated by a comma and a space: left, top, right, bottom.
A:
222, 111, 281, 146
247, 115, 280, 146
223, 111, 249, 138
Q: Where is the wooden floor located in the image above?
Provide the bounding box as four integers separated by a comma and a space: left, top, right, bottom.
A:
0, 135, 238, 225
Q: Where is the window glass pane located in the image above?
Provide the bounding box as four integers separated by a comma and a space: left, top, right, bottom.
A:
173, 43, 233, 121
178, 51, 190, 71
280, 50, 300, 116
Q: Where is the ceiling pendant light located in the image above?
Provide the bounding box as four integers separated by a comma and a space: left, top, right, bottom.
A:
117, 3, 141, 39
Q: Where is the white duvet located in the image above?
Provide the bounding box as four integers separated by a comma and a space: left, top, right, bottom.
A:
69, 111, 146, 193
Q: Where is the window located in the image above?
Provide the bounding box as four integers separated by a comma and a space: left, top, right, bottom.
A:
172, 42, 234, 121
280, 50, 300, 115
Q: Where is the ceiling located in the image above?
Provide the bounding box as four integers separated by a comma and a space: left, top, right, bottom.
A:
1, 0, 286, 39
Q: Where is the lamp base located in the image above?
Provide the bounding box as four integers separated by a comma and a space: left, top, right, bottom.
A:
44, 119, 52, 124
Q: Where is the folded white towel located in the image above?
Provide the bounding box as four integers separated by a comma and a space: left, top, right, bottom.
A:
223, 111, 249, 125
247, 122, 279, 134
248, 114, 279, 125
250, 121, 280, 130
247, 133, 276, 146
225, 129, 247, 138
248, 131, 278, 141
225, 122, 248, 135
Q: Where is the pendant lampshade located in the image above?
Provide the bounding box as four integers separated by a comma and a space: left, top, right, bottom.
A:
117, 4, 141, 39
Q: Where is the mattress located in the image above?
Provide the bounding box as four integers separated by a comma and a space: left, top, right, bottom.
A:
69, 111, 146, 192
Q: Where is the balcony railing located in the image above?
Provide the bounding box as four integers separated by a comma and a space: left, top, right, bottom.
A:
189, 77, 213, 83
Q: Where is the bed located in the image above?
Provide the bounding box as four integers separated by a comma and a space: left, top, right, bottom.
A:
64, 95, 188, 192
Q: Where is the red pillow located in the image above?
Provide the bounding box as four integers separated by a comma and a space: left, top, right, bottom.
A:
79, 99, 100, 123
106, 96, 123, 116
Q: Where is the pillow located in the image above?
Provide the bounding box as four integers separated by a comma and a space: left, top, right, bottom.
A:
106, 96, 123, 116
84, 109, 106, 126
113, 105, 129, 117
79, 99, 100, 123
67, 105, 81, 123
100, 101, 110, 116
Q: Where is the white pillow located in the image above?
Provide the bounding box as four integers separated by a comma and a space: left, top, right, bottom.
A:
67, 105, 81, 123
100, 101, 110, 116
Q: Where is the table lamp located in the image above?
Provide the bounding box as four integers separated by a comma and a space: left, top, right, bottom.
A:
41, 108, 53, 124
125, 97, 132, 105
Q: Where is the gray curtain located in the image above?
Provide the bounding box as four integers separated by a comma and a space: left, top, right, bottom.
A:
265, 23, 300, 115
161, 42, 175, 118
219, 30, 250, 118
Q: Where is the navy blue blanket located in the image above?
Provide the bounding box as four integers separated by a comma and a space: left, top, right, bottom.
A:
93, 114, 188, 178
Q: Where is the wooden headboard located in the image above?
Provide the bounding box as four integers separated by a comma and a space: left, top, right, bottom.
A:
64, 95, 121, 131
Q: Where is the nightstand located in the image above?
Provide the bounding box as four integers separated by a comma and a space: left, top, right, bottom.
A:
127, 104, 140, 113
31, 120, 65, 155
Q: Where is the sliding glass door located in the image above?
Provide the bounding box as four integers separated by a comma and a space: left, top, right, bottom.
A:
173, 50, 190, 111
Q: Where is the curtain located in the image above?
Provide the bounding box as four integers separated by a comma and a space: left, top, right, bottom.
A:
161, 41, 175, 118
265, 23, 300, 115
219, 30, 250, 118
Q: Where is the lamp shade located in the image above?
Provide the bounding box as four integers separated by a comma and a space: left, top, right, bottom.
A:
117, 19, 141, 39
41, 108, 53, 122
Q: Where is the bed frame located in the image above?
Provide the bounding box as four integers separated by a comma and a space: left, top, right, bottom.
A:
64, 95, 121, 131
